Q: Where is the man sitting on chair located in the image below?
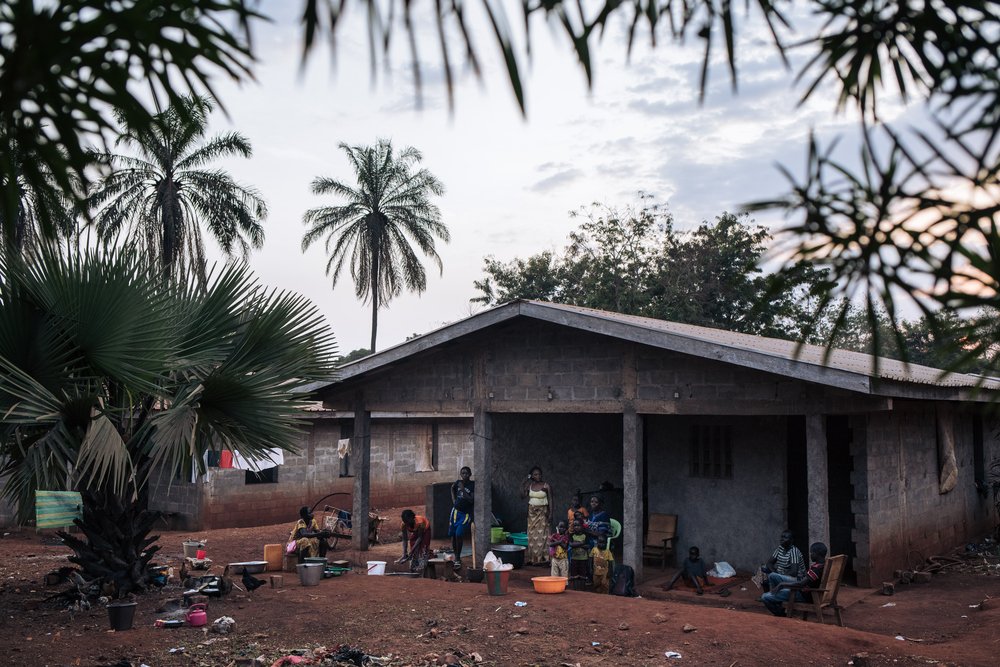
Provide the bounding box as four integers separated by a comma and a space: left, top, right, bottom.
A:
760, 542, 827, 617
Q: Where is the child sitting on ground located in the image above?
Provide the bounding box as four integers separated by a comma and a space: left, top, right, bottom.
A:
665, 546, 710, 595
568, 519, 590, 586
548, 521, 570, 578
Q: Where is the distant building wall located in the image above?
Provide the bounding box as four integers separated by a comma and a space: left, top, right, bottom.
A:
646, 414, 788, 572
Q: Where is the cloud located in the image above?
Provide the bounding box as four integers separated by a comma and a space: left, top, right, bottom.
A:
527, 168, 584, 192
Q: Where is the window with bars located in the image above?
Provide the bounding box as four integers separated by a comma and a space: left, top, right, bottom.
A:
689, 424, 733, 479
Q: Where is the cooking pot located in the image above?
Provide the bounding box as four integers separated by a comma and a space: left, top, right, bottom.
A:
185, 603, 208, 627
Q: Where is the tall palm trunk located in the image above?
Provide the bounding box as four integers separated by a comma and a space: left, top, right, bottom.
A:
159, 180, 179, 282
370, 244, 380, 352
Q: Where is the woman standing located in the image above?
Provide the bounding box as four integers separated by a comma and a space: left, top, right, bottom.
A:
521, 466, 553, 566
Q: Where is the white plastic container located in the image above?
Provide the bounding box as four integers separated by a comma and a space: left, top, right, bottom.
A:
366, 560, 386, 575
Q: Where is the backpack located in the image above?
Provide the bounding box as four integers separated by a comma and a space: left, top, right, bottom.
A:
609, 564, 637, 597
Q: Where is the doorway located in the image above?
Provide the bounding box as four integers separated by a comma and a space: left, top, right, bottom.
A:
826, 415, 857, 584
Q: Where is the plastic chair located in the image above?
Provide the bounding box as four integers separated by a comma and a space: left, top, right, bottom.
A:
606, 518, 622, 551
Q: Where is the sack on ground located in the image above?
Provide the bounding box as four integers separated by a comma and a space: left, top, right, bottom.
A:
708, 561, 736, 578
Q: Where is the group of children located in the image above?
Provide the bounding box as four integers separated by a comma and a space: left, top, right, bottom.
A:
546, 494, 615, 593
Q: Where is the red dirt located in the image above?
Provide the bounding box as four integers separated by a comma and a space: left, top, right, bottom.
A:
2, 517, 999, 667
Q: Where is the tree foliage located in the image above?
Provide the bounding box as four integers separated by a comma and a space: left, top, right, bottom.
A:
0, 246, 337, 590
0, 0, 258, 253
474, 199, 830, 340
88, 95, 267, 282
301, 139, 448, 351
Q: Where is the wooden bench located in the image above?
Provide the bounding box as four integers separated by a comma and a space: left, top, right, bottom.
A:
642, 513, 678, 569
784, 554, 847, 626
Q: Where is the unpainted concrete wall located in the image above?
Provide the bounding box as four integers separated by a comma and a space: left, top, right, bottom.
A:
490, 413, 624, 534
862, 403, 999, 585
149, 417, 475, 529
645, 414, 788, 572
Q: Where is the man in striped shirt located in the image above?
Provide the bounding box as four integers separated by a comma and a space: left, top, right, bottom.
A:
761, 530, 805, 592
761, 542, 827, 616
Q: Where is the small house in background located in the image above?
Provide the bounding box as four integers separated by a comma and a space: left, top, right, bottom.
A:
310, 300, 1000, 586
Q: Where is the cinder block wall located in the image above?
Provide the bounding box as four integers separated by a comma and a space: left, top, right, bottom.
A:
149, 417, 475, 530
147, 468, 204, 531
863, 403, 999, 584
366, 420, 474, 510
490, 413, 624, 534
646, 414, 788, 572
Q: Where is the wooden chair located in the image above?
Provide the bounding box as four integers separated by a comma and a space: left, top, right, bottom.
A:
784, 554, 847, 626
642, 513, 678, 569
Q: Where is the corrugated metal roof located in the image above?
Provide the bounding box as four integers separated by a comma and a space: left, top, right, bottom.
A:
532, 301, 997, 389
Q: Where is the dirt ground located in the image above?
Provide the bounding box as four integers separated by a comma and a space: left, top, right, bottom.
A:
2, 515, 999, 667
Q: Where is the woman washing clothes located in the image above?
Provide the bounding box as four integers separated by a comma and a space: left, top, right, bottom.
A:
521, 466, 553, 566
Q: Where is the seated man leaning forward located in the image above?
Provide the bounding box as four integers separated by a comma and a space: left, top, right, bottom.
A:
397, 509, 432, 572
762, 530, 805, 591
760, 542, 828, 616
290, 506, 332, 562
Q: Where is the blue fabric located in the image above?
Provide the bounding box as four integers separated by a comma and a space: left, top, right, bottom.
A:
448, 508, 471, 537
761, 573, 807, 615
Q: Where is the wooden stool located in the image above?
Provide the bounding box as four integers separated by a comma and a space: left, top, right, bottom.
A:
425, 558, 447, 579
270, 575, 283, 589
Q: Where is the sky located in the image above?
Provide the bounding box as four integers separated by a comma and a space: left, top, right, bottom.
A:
195, 2, 918, 355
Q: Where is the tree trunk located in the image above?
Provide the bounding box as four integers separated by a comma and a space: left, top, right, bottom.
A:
57, 490, 162, 599
370, 241, 380, 352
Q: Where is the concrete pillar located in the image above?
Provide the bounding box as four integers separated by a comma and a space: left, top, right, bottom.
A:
805, 413, 830, 550
472, 405, 493, 568
351, 406, 372, 551
623, 408, 644, 580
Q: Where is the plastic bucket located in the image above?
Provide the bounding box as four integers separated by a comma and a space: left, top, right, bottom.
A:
297, 563, 323, 586
366, 560, 386, 575
107, 601, 137, 631
182, 541, 203, 558
484, 569, 510, 596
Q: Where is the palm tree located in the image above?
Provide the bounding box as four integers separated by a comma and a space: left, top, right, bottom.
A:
0, 129, 79, 254
88, 95, 267, 282
302, 139, 448, 351
0, 245, 337, 597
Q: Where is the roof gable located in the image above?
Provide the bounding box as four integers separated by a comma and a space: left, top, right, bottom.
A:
325, 300, 997, 400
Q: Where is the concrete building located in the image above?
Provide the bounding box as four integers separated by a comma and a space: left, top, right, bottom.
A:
314, 301, 1000, 585
149, 300, 999, 585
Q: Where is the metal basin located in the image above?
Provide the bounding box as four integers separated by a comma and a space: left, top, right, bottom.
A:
490, 544, 525, 569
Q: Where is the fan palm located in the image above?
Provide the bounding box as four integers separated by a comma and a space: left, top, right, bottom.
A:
0, 245, 337, 596
88, 95, 267, 282
302, 139, 448, 351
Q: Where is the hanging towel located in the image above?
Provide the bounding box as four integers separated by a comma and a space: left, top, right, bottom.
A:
337, 438, 351, 459
231, 448, 285, 472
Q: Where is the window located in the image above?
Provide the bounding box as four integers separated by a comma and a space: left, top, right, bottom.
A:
689, 424, 733, 479
245, 466, 278, 484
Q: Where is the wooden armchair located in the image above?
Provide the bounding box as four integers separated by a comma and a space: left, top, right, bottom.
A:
784, 554, 847, 626
642, 513, 678, 569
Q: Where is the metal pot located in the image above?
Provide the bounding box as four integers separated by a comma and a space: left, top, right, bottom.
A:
490, 544, 525, 569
